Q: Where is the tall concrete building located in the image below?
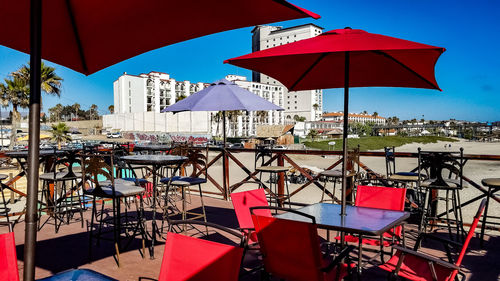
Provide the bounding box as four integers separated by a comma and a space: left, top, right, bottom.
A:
252, 24, 324, 121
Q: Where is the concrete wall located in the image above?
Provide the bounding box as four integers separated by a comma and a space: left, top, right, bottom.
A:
102, 112, 211, 134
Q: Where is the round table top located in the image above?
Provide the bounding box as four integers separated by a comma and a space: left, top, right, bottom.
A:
0, 174, 8, 180
5, 148, 82, 158
120, 155, 186, 165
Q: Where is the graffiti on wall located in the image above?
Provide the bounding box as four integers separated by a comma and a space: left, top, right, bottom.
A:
122, 132, 210, 144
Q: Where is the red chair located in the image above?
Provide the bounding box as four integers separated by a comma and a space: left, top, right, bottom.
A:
230, 188, 272, 244
0, 222, 19, 281
337, 185, 407, 262
379, 199, 486, 281
159, 220, 244, 281
251, 206, 353, 281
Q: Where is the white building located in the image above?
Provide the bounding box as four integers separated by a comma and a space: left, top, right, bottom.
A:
113, 71, 209, 114
105, 72, 284, 137
322, 112, 386, 125
252, 24, 324, 122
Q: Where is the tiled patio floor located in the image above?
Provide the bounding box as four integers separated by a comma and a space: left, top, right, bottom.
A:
4, 195, 500, 281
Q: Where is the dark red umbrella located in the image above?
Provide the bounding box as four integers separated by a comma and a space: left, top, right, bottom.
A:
0, 0, 319, 75
225, 27, 445, 216
0, 1, 318, 279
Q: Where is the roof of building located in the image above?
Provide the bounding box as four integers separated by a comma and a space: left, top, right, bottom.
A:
322, 112, 386, 120
256, 124, 294, 138
252, 23, 324, 35
269, 23, 324, 35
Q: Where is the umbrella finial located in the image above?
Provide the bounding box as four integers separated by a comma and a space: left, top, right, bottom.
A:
344, 26, 352, 29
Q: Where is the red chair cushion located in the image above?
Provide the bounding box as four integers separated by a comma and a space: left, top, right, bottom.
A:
231, 189, 271, 230
159, 233, 243, 281
0, 232, 19, 281
379, 251, 454, 281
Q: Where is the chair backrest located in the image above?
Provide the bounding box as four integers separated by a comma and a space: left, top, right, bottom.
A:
81, 153, 115, 196
355, 185, 406, 237
159, 220, 244, 281
251, 211, 324, 281
180, 146, 209, 179
255, 145, 272, 169
355, 185, 406, 211
230, 189, 271, 230
384, 146, 396, 176
0, 223, 19, 281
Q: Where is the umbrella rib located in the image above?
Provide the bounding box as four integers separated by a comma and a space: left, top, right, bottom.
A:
290, 53, 328, 91
371, 50, 440, 90
64, 0, 88, 74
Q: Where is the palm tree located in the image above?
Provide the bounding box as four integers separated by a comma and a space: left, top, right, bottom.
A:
54, 103, 63, 121
13, 62, 62, 98
108, 105, 114, 114
313, 103, 319, 111
373, 111, 378, 117
50, 122, 72, 149
256, 111, 268, 123
73, 103, 80, 120
2, 62, 62, 148
90, 104, 98, 120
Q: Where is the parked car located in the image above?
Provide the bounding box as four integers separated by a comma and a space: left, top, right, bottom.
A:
107, 132, 121, 139
230, 143, 244, 149
273, 145, 288, 150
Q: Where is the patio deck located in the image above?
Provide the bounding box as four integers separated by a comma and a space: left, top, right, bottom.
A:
4, 194, 499, 281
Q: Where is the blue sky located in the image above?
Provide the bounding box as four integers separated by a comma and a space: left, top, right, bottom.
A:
0, 0, 498, 121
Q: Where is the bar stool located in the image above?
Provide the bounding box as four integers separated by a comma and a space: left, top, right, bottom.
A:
418, 149, 465, 241
254, 146, 290, 207
480, 178, 500, 247
319, 169, 356, 203
38, 168, 83, 233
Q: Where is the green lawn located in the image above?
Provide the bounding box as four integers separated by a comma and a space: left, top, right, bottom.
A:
303, 136, 458, 151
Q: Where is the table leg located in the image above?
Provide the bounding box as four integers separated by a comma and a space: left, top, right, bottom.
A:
357, 234, 363, 280
149, 164, 157, 259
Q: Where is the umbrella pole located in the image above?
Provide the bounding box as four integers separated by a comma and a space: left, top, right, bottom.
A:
25, 0, 42, 280
341, 51, 350, 217
222, 111, 228, 199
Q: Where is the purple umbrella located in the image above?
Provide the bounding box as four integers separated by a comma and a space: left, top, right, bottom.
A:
162, 79, 283, 145
163, 78, 283, 195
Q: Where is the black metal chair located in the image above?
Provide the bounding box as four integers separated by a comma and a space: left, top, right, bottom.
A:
0, 174, 10, 223
81, 152, 147, 267
418, 148, 466, 241
160, 146, 208, 228
38, 150, 84, 233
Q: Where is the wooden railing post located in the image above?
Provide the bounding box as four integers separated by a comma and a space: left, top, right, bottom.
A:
277, 152, 285, 206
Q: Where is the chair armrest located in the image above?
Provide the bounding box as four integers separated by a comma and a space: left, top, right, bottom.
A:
321, 245, 355, 272
392, 245, 460, 270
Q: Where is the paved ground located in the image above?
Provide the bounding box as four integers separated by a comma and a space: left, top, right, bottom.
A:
2, 193, 499, 281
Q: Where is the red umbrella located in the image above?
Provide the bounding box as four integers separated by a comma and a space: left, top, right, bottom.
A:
0, 1, 318, 279
225, 27, 445, 216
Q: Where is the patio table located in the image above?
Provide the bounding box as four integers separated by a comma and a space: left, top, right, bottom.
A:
4, 149, 79, 198
276, 203, 409, 278
37, 269, 117, 281
133, 144, 172, 154
119, 154, 186, 259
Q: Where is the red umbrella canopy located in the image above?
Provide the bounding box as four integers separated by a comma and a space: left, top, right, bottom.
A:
0, 0, 319, 75
225, 28, 445, 91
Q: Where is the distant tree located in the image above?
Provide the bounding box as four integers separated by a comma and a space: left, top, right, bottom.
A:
313, 103, 319, 111
72, 103, 81, 120
293, 115, 306, 122
373, 112, 378, 117
89, 104, 98, 120
50, 122, 71, 149
362, 110, 368, 114
176, 93, 187, 102
108, 105, 114, 114
307, 129, 319, 141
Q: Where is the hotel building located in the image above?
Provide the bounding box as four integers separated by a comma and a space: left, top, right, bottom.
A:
252, 24, 324, 121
